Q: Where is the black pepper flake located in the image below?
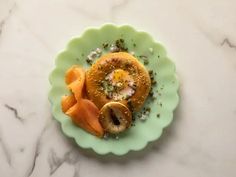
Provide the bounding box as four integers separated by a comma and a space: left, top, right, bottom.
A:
127, 99, 134, 112
146, 107, 151, 112
115, 39, 128, 52
139, 55, 148, 59
160, 103, 162, 107
156, 114, 160, 118
144, 60, 149, 65
131, 113, 136, 122
151, 80, 157, 85
86, 59, 92, 65
158, 55, 160, 58
149, 91, 154, 97
102, 43, 109, 49
148, 70, 153, 75
133, 43, 136, 47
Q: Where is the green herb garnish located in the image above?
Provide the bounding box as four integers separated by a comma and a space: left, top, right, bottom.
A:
115, 39, 128, 52
102, 43, 109, 49
144, 60, 149, 65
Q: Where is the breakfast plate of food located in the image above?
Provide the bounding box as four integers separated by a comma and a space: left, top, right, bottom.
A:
49, 24, 179, 155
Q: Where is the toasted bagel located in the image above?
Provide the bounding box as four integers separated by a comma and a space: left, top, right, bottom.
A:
99, 102, 132, 134
86, 52, 151, 111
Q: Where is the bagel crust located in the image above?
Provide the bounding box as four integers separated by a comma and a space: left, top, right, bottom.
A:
99, 102, 132, 134
86, 52, 151, 111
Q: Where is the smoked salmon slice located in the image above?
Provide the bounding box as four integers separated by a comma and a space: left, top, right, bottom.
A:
66, 99, 104, 137
61, 65, 104, 137
65, 65, 86, 100
61, 95, 77, 113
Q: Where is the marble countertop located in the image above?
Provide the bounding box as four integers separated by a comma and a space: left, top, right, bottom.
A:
1, 0, 236, 177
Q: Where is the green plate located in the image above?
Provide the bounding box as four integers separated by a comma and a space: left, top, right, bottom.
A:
49, 24, 179, 155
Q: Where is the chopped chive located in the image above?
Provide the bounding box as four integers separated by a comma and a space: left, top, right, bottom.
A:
144, 60, 149, 65
102, 43, 109, 49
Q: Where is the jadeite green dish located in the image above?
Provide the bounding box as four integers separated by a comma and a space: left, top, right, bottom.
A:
49, 24, 179, 155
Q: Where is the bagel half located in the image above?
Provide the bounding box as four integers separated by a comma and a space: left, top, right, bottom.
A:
99, 102, 132, 134
86, 52, 151, 111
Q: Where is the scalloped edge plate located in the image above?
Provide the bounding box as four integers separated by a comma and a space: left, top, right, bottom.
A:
49, 24, 179, 155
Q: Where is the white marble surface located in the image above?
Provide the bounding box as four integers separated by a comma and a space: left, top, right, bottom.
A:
0, 0, 236, 176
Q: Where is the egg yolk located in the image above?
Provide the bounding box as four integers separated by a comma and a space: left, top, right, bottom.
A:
112, 69, 130, 84
103, 68, 136, 101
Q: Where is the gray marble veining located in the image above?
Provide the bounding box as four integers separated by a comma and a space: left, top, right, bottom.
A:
0, 2, 16, 37
0, 0, 236, 177
0, 128, 11, 166
221, 38, 236, 49
4, 104, 24, 122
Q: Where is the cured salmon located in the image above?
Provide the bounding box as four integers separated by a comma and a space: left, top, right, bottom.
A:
61, 65, 104, 137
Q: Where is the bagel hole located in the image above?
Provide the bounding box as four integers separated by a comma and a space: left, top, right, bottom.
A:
110, 109, 120, 125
